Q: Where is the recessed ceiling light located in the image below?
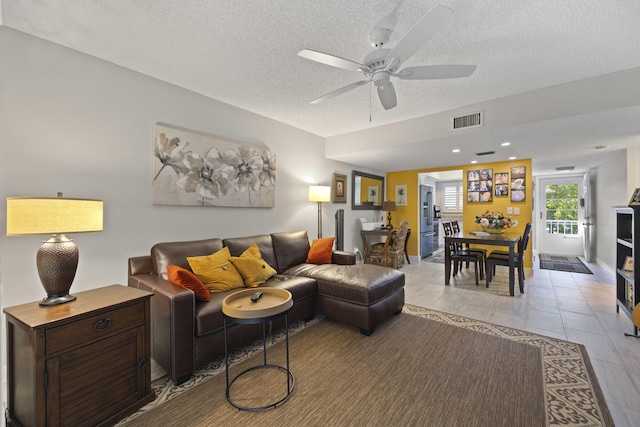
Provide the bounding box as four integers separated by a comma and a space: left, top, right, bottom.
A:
509, 156, 516, 160
501, 142, 511, 146
470, 160, 478, 164
452, 149, 460, 153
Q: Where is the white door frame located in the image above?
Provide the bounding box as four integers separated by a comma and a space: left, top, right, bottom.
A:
534, 173, 586, 257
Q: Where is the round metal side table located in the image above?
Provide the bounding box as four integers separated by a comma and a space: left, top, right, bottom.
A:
222, 288, 294, 411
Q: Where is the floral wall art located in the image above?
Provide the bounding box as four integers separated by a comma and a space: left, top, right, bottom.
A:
153, 123, 276, 207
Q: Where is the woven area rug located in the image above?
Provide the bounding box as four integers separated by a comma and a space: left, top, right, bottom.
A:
424, 248, 445, 264
117, 305, 612, 427
539, 254, 593, 274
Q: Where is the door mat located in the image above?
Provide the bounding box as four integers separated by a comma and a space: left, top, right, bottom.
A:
539, 254, 593, 274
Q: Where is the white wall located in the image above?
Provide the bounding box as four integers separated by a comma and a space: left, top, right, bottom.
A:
0, 27, 384, 418
594, 149, 629, 270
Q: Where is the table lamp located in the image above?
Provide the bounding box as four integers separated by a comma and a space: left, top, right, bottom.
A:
308, 185, 330, 238
382, 201, 396, 229
6, 193, 104, 306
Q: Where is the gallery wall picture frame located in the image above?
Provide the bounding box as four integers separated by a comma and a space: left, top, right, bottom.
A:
332, 173, 347, 203
629, 188, 640, 206
510, 166, 526, 202
494, 171, 509, 197
467, 168, 493, 202
395, 185, 407, 206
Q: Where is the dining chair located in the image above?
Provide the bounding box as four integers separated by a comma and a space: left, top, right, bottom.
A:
369, 220, 410, 269
442, 221, 453, 236
443, 221, 484, 285
451, 219, 486, 264
485, 222, 532, 289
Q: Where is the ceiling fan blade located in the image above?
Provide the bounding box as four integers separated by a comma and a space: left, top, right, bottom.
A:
384, 5, 454, 69
298, 49, 365, 72
377, 80, 397, 110
310, 80, 369, 104
398, 64, 477, 80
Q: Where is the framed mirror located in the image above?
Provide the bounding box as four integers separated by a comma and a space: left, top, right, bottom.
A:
352, 170, 385, 210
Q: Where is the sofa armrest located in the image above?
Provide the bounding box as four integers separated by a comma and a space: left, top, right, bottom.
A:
332, 250, 356, 265
128, 272, 195, 385
128, 255, 152, 276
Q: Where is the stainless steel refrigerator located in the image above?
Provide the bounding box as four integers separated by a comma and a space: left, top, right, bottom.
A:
420, 185, 439, 258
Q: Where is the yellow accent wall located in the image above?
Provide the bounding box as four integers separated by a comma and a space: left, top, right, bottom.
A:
386, 159, 533, 268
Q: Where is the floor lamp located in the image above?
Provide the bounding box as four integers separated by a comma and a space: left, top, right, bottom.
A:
308, 185, 331, 239
6, 193, 103, 306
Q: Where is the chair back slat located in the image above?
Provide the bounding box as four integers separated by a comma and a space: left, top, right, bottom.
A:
516, 223, 533, 264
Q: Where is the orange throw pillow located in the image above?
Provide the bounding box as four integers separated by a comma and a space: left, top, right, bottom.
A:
306, 237, 335, 264
167, 265, 211, 302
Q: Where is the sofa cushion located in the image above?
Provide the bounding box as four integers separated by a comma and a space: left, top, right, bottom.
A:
223, 234, 277, 271
229, 244, 277, 287
167, 265, 211, 302
271, 230, 310, 272
187, 247, 245, 293
151, 238, 224, 279
306, 237, 335, 264
194, 274, 317, 336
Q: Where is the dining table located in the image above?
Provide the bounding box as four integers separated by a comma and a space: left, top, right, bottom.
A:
444, 231, 522, 296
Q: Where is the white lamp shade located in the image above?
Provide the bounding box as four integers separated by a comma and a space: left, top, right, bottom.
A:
6, 197, 104, 235
308, 186, 331, 202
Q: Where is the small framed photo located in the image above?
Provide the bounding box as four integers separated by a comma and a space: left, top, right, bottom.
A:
629, 188, 640, 206
623, 256, 633, 272
510, 166, 526, 202
395, 185, 407, 206
332, 173, 347, 203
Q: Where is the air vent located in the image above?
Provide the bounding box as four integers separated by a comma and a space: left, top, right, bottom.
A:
452, 111, 483, 130
555, 166, 575, 171
476, 151, 495, 156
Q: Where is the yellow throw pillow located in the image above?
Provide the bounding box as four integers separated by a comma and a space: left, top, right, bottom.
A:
229, 244, 277, 288
187, 247, 244, 293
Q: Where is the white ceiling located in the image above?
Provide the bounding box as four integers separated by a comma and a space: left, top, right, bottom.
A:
3, 0, 640, 174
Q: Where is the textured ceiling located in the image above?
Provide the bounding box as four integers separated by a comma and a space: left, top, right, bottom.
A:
3, 0, 640, 174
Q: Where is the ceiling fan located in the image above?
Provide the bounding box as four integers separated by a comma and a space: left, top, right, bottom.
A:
298, 3, 476, 110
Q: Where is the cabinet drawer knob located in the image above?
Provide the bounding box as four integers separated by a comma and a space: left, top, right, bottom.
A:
138, 358, 147, 369
94, 318, 112, 332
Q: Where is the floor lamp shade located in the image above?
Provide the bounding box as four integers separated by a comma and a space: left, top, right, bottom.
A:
308, 186, 331, 203
6, 196, 104, 306
308, 186, 330, 238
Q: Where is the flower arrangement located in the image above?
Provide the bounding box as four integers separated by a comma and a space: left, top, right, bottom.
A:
475, 210, 518, 232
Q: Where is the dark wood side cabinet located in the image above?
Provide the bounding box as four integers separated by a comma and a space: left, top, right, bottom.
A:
4, 285, 154, 427
616, 207, 639, 336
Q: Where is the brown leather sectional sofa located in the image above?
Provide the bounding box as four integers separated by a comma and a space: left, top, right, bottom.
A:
128, 230, 405, 385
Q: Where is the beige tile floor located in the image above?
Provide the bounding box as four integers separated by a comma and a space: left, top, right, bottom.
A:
403, 253, 640, 426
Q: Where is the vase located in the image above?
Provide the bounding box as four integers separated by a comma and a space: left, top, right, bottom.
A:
483, 226, 504, 234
